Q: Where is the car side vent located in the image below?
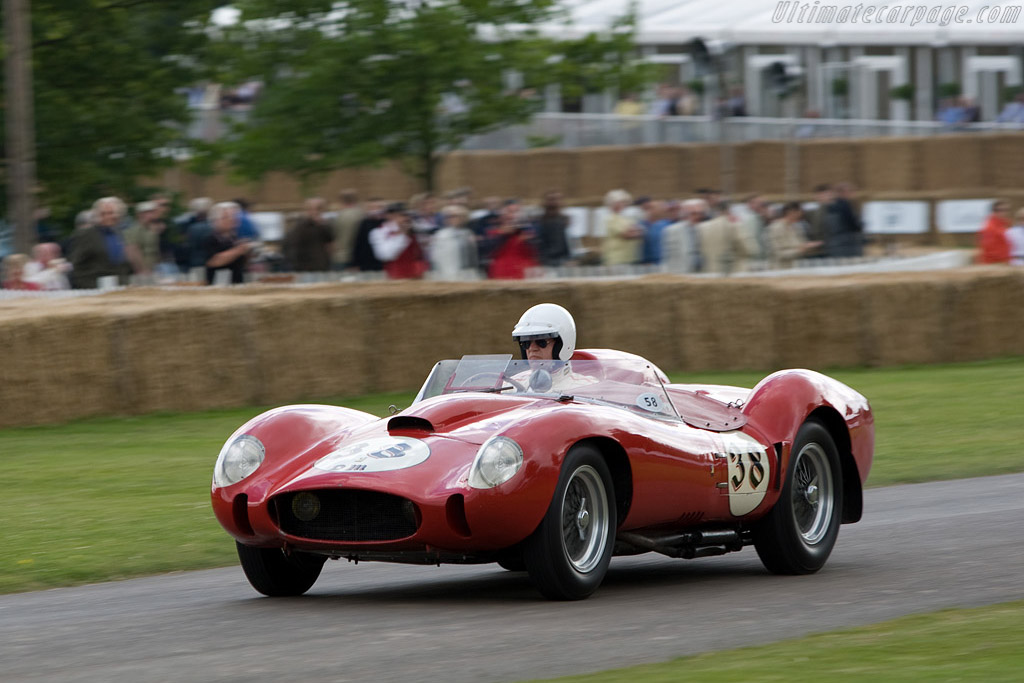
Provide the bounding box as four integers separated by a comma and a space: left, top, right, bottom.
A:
388, 415, 434, 433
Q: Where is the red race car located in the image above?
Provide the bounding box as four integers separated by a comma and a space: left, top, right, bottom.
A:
212, 349, 873, 600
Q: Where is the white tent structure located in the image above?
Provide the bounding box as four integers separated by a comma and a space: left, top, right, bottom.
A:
536, 0, 1024, 120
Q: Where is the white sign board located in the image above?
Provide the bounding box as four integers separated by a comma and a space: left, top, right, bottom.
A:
590, 207, 610, 237
564, 207, 590, 239
249, 211, 286, 241
936, 199, 994, 234
863, 201, 930, 235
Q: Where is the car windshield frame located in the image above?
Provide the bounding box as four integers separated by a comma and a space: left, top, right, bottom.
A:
413, 355, 681, 422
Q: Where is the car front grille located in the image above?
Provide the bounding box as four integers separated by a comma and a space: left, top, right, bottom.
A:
275, 489, 420, 542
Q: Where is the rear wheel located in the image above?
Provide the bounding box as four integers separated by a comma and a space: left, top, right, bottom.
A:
236, 542, 326, 596
754, 420, 843, 574
523, 445, 616, 600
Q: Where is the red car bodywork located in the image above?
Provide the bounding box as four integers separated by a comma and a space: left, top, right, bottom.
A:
212, 349, 873, 565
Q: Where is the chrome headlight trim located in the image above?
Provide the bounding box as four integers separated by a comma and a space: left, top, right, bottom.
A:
468, 436, 524, 489
213, 434, 266, 488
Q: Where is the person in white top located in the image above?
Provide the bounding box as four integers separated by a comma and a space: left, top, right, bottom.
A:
1007, 208, 1024, 266
23, 242, 71, 290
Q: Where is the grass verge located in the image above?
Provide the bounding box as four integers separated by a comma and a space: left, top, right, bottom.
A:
533, 600, 1024, 682
1, 358, 1022, 593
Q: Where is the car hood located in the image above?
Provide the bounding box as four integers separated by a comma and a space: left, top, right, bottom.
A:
385, 393, 545, 444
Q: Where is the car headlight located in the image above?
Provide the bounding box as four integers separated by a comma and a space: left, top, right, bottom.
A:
468, 436, 523, 489
213, 434, 265, 488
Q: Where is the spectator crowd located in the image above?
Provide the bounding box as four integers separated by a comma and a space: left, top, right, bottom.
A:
4, 183, 1023, 292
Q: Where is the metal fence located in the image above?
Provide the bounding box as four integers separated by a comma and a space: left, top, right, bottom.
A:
460, 113, 1024, 149
186, 107, 1024, 150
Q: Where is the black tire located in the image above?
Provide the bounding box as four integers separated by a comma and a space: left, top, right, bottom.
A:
496, 554, 526, 572
523, 445, 616, 600
236, 542, 326, 597
754, 419, 843, 575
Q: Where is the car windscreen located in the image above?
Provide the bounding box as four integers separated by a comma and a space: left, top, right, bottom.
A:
414, 356, 680, 421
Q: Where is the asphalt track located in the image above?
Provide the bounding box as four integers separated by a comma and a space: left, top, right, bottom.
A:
3, 473, 1023, 683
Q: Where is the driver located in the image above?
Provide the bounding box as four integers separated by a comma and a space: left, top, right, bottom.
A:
511, 303, 595, 392
513, 302, 575, 363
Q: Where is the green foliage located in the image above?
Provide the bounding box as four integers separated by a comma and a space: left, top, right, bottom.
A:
938, 81, 962, 99
526, 134, 562, 148
831, 77, 849, 98
889, 83, 914, 101
1, 0, 222, 228
216, 0, 652, 190
686, 78, 706, 96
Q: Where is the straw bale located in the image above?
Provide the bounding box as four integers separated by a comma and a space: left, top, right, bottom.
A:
3, 270, 1024, 428
459, 152, 528, 199
734, 141, 786, 195
197, 169, 260, 204
684, 144, 722, 195
673, 279, 778, 372
943, 269, 1024, 361
257, 172, 306, 205
348, 161, 414, 202
575, 147, 635, 198
859, 139, 919, 192
567, 279, 680, 370
861, 278, 948, 365
357, 283, 575, 391
768, 281, 869, 370
111, 304, 254, 414
522, 149, 579, 199
798, 140, 860, 192
918, 135, 984, 192
0, 314, 118, 427
435, 154, 466, 195
318, 168, 362, 199
242, 297, 370, 400
981, 134, 1024, 190
623, 146, 686, 198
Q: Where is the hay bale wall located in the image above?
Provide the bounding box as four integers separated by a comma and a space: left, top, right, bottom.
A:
153, 133, 1024, 220
1, 268, 1022, 428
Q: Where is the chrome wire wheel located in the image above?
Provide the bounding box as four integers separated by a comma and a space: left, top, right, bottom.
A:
559, 464, 611, 574
790, 442, 835, 546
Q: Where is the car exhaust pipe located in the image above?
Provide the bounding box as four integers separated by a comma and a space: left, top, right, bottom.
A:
617, 529, 743, 559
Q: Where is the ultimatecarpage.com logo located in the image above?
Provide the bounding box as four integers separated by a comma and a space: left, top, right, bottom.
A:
771, 2, 1022, 26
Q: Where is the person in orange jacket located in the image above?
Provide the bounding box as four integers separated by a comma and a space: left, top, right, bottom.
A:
977, 200, 1011, 264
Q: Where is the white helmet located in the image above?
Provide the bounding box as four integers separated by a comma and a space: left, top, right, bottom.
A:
512, 303, 576, 361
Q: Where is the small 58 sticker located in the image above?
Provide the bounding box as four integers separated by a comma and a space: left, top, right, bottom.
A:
636, 392, 665, 413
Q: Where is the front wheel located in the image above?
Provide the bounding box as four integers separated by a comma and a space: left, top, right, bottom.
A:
236, 542, 326, 596
754, 420, 843, 574
523, 445, 616, 600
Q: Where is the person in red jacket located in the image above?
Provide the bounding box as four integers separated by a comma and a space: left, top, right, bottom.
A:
977, 201, 1011, 264
486, 200, 538, 280
369, 203, 428, 279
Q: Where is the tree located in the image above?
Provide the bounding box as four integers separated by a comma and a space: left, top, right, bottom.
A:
1, 0, 221, 230
216, 0, 652, 191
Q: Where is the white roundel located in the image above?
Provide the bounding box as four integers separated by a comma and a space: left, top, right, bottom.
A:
315, 437, 430, 473
635, 392, 667, 413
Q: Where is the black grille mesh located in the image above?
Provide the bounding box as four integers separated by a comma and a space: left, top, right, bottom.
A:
276, 490, 419, 541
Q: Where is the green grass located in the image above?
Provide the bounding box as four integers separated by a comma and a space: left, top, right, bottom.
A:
2, 358, 1023, 593
534, 600, 1024, 682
